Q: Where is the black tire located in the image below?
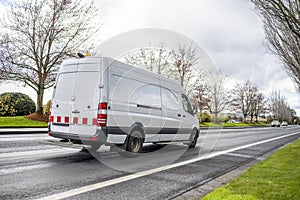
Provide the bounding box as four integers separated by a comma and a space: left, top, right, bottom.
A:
127, 130, 144, 153
188, 129, 198, 148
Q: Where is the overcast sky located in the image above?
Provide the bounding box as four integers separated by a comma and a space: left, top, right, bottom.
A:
0, 0, 299, 115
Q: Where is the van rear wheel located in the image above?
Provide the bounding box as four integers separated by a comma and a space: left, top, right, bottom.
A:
127, 130, 144, 153
187, 129, 198, 148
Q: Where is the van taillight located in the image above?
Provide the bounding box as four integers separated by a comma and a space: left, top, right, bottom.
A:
97, 102, 107, 126
49, 102, 53, 122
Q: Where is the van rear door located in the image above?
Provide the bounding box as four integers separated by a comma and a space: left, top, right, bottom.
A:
70, 70, 100, 137
51, 59, 100, 139
51, 72, 76, 134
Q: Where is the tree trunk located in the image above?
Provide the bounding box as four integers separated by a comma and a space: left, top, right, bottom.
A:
198, 105, 202, 123
214, 113, 218, 124
243, 114, 247, 123
36, 85, 44, 115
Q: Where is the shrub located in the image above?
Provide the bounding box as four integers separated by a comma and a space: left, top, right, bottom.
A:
201, 112, 211, 122
43, 100, 52, 115
0, 92, 36, 116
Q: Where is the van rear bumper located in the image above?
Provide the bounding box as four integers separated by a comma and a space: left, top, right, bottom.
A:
50, 128, 108, 143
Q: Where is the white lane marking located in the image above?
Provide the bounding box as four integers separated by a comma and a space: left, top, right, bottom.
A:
0, 148, 80, 159
38, 132, 300, 200
0, 137, 48, 142
0, 162, 55, 175
0, 128, 47, 132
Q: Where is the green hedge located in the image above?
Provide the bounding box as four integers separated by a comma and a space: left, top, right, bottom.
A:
0, 92, 36, 116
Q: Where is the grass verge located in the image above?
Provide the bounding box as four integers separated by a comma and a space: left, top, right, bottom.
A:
0, 116, 48, 127
200, 122, 269, 127
202, 139, 300, 200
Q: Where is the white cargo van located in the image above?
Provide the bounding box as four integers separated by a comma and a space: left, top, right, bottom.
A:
48, 56, 199, 153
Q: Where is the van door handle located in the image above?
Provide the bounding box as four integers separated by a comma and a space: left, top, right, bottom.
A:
178, 114, 181, 117
183, 115, 186, 117
72, 109, 80, 114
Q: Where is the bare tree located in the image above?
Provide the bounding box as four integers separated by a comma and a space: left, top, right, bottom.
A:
251, 0, 300, 92
269, 90, 293, 122
123, 43, 202, 95
172, 43, 199, 94
124, 45, 174, 76
231, 80, 258, 122
192, 79, 209, 123
206, 73, 228, 123
250, 92, 265, 123
0, 0, 100, 114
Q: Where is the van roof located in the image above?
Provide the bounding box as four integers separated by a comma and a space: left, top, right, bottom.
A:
102, 57, 184, 94
60, 56, 185, 94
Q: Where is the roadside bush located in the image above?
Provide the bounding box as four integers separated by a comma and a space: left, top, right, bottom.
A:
201, 112, 211, 122
43, 100, 52, 116
0, 92, 36, 116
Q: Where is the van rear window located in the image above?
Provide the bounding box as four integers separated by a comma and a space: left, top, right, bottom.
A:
54, 73, 76, 102
54, 72, 99, 103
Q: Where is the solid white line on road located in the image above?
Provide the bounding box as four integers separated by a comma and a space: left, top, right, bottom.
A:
0, 137, 48, 142
0, 162, 55, 175
0, 148, 80, 159
0, 128, 47, 132
38, 131, 300, 200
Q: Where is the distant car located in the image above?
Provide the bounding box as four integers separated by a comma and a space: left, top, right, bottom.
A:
281, 121, 288, 126
271, 120, 280, 127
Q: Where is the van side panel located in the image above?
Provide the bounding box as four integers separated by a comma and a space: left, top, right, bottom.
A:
107, 61, 162, 142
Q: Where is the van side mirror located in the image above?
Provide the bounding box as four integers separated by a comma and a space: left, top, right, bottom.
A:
192, 106, 197, 115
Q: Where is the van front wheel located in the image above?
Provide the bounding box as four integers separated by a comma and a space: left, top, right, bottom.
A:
127, 130, 144, 153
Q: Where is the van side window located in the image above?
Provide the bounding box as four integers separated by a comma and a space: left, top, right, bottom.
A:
131, 84, 161, 108
182, 94, 193, 115
162, 88, 180, 111
110, 75, 161, 109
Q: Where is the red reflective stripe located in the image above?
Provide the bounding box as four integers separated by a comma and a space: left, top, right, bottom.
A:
73, 117, 78, 124
49, 116, 54, 122
57, 116, 61, 123
64, 116, 69, 123
82, 118, 88, 124
92, 118, 97, 125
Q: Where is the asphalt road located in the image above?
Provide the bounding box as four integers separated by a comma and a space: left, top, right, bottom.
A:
0, 126, 299, 200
